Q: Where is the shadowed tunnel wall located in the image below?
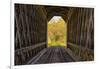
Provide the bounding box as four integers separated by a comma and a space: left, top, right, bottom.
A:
67, 8, 94, 60
15, 4, 47, 65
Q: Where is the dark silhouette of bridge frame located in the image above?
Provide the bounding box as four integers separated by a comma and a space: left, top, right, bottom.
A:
14, 4, 94, 65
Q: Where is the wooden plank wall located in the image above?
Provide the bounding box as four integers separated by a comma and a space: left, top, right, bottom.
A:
14, 4, 47, 65
67, 8, 94, 60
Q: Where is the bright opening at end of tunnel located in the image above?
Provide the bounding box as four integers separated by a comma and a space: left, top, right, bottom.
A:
48, 16, 67, 48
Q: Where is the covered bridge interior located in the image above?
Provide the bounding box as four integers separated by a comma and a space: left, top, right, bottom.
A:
14, 4, 94, 65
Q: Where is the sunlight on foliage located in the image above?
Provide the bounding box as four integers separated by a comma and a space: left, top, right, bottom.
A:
48, 16, 67, 47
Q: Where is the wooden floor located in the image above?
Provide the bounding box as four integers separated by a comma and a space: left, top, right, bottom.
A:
27, 46, 75, 64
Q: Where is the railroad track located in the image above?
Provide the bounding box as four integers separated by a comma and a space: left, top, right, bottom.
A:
27, 46, 75, 64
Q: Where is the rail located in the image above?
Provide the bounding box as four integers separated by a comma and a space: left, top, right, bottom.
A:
15, 42, 46, 54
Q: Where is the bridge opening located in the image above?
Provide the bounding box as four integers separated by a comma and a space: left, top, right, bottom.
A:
47, 16, 67, 48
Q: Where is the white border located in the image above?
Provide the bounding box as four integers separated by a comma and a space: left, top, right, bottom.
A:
10, 0, 14, 69
11, 0, 95, 69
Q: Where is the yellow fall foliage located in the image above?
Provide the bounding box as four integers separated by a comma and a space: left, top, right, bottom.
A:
48, 16, 67, 48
